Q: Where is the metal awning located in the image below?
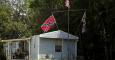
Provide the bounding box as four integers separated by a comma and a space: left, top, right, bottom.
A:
0, 38, 30, 42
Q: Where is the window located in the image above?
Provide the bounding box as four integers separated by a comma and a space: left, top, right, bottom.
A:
55, 39, 62, 52
55, 45, 62, 52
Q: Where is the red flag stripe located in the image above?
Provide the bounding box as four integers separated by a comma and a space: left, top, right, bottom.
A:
41, 15, 56, 32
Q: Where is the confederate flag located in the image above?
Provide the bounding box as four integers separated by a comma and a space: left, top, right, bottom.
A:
41, 15, 57, 32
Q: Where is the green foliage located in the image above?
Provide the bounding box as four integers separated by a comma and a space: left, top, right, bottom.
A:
0, 1, 32, 39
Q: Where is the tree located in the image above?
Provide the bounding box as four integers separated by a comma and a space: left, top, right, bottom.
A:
0, 0, 32, 40
0, 0, 32, 59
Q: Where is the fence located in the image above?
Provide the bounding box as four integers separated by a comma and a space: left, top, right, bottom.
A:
0, 38, 30, 60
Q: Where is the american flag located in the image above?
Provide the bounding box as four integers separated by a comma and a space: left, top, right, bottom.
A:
65, 0, 70, 8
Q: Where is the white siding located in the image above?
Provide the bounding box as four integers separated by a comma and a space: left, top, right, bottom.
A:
62, 40, 76, 60
39, 38, 54, 59
31, 35, 40, 60
31, 36, 77, 60
39, 38, 77, 60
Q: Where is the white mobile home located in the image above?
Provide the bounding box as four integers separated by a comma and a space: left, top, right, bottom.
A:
30, 30, 78, 60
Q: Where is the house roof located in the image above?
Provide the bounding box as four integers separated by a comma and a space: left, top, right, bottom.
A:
39, 30, 79, 40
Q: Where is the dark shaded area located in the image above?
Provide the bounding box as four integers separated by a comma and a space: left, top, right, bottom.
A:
0, 55, 6, 60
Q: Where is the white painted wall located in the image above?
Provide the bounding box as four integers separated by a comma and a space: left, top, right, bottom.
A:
39, 38, 54, 60
30, 35, 40, 60
62, 40, 77, 60
31, 35, 77, 60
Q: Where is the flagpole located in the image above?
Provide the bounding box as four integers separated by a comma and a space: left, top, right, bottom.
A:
67, 6, 70, 60
65, 0, 70, 59
67, 8, 69, 35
